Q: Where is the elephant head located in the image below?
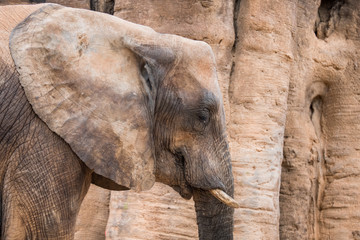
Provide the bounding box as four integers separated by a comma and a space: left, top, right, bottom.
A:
10, 4, 237, 239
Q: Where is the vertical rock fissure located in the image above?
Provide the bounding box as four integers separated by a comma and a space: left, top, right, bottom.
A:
231, 0, 241, 54
314, 0, 345, 39
309, 96, 326, 240
90, 0, 114, 15
229, 0, 241, 100
90, 0, 96, 11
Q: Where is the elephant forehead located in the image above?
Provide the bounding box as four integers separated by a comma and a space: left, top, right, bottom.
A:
182, 41, 221, 98
170, 62, 222, 106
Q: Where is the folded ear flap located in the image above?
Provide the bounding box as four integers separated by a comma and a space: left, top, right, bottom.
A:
9, 4, 175, 191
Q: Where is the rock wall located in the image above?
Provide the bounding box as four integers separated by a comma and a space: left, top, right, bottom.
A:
229, 0, 295, 238
0, 0, 89, 9
75, 185, 110, 240
280, 0, 360, 239
1, 0, 359, 239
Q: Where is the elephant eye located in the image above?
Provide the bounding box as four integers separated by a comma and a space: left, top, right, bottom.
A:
198, 109, 210, 124
193, 108, 210, 132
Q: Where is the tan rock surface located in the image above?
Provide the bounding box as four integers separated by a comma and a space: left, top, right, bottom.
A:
46, 0, 89, 9
75, 185, 110, 240
0, 0, 30, 5
229, 0, 295, 238
280, 0, 360, 239
0, 0, 90, 9
107, 184, 198, 239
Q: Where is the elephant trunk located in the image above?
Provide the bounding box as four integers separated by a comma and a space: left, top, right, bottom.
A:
193, 189, 234, 240
193, 148, 235, 240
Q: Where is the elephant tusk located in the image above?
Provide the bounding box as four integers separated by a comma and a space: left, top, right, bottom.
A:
209, 189, 240, 208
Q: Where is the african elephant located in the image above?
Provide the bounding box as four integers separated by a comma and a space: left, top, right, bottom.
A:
0, 3, 237, 239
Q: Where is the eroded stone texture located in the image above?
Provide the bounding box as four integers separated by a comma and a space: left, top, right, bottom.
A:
46, 0, 89, 9
0, 0, 31, 4
75, 185, 110, 240
280, 0, 360, 239
107, 184, 198, 239
90, 0, 114, 14
229, 0, 295, 238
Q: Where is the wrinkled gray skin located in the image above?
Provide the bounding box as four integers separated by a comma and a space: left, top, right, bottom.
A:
0, 4, 234, 239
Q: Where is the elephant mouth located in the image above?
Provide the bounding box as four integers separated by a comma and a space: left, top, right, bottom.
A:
171, 152, 193, 200
173, 151, 240, 208
171, 183, 193, 200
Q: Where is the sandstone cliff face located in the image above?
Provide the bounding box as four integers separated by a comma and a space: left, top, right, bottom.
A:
0, 0, 89, 9
75, 185, 110, 240
280, 0, 360, 239
2, 0, 359, 239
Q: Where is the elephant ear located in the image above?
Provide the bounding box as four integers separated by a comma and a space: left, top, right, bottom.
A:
10, 4, 174, 191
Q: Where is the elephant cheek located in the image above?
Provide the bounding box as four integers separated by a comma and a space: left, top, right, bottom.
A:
154, 151, 183, 186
